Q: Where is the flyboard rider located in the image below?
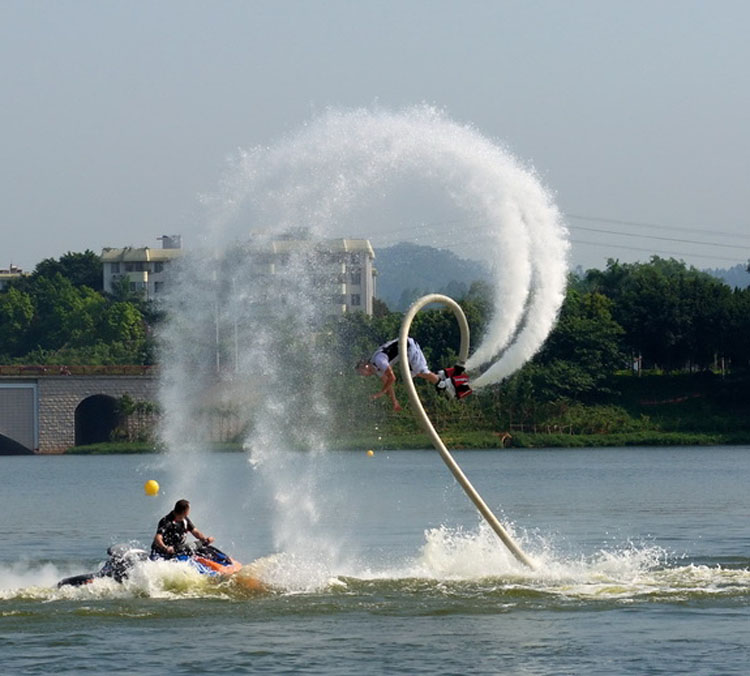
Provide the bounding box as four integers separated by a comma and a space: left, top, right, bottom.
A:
356, 337, 471, 411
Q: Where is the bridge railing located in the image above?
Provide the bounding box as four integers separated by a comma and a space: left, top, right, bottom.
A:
0, 365, 157, 377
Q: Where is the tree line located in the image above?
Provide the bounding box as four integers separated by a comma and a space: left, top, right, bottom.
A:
3, 250, 748, 440
326, 256, 750, 440
2, 251, 749, 395
334, 257, 750, 398
0, 251, 156, 365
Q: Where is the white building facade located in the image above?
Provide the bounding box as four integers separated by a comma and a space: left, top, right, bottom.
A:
100, 237, 183, 299
100, 236, 377, 315
253, 238, 377, 315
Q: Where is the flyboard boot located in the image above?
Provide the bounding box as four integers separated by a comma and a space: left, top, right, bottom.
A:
435, 364, 473, 400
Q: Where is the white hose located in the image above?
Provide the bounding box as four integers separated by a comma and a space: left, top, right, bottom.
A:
398, 294, 535, 569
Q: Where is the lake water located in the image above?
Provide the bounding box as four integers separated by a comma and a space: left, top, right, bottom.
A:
1, 446, 748, 674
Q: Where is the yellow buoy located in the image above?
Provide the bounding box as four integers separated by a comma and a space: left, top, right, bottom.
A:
144, 479, 160, 496
366, 449, 374, 457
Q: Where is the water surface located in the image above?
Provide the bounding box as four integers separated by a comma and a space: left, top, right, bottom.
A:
1, 447, 748, 674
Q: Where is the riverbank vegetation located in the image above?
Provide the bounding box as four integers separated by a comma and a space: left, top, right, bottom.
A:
3, 252, 749, 450
0, 251, 156, 365
327, 257, 750, 448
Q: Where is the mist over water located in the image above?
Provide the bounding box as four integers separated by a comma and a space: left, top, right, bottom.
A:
157, 105, 569, 569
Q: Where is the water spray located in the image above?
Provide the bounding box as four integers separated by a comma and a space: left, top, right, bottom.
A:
399, 293, 534, 569
159, 106, 567, 562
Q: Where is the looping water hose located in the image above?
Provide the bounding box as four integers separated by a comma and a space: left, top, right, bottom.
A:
398, 294, 535, 569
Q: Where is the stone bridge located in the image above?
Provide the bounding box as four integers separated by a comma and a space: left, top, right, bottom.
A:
0, 373, 158, 454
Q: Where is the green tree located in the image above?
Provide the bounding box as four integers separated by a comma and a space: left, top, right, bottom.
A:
106, 275, 145, 304
584, 257, 733, 370
532, 289, 625, 399
0, 287, 34, 358
26, 274, 104, 350
5, 273, 150, 363
372, 297, 390, 317
0, 250, 159, 365
727, 287, 750, 369
34, 250, 103, 291
98, 302, 146, 344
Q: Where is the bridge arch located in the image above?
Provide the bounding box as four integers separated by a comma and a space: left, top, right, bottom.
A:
75, 394, 122, 446
0, 433, 34, 455
0, 374, 158, 452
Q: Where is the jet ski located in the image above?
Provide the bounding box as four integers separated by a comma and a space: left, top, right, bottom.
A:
57, 541, 242, 587
173, 541, 242, 577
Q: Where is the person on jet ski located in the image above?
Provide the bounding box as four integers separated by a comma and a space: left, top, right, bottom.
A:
150, 499, 214, 560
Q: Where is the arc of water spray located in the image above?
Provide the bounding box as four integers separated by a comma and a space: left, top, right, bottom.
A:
399, 294, 535, 569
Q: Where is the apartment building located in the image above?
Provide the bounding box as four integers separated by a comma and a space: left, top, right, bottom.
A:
100, 235, 377, 315
249, 238, 377, 315
100, 236, 183, 299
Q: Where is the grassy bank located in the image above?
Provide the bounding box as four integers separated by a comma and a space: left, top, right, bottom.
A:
507, 430, 750, 448
66, 442, 159, 454
64, 429, 750, 454
333, 429, 750, 450
64, 441, 248, 454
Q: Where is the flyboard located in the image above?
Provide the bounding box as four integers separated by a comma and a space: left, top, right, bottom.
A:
399, 294, 535, 569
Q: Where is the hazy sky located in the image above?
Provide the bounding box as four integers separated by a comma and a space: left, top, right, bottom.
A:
2, 0, 748, 272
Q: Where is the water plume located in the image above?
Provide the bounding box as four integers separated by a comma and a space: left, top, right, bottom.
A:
157, 105, 569, 557
196, 105, 569, 386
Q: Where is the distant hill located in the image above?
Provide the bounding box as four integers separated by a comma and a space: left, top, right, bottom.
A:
704, 263, 750, 289
374, 242, 490, 311
371, 248, 749, 311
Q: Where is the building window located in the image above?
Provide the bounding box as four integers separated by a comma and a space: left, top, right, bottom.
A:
351, 294, 361, 306
111, 263, 120, 274
349, 266, 361, 284
154, 281, 163, 294
154, 262, 164, 273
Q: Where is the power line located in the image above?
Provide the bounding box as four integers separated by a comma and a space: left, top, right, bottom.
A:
373, 212, 750, 249
564, 213, 750, 242
373, 231, 747, 265
362, 211, 749, 265
373, 229, 747, 266
569, 224, 747, 250
570, 239, 744, 263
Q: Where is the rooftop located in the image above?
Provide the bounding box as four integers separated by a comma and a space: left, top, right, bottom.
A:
100, 247, 184, 263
